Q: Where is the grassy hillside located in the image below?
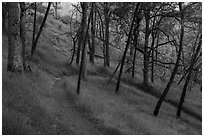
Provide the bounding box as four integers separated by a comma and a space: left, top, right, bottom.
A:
2, 14, 202, 135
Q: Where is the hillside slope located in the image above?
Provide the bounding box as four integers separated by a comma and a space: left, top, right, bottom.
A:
2, 15, 202, 135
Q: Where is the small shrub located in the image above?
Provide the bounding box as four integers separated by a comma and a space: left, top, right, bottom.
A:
58, 24, 62, 29
88, 65, 109, 77
60, 15, 71, 25
96, 66, 109, 76
63, 64, 79, 76
36, 15, 44, 25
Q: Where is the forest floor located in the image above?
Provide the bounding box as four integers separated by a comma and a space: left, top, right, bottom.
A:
2, 16, 202, 135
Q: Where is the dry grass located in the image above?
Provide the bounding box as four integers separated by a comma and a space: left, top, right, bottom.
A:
61, 75, 201, 134
3, 71, 39, 134
2, 59, 74, 134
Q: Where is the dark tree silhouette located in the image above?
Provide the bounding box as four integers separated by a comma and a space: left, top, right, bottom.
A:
132, 11, 141, 78
143, 5, 151, 86
69, 7, 80, 65
154, 2, 185, 116
104, 2, 110, 67
70, 29, 80, 65
96, 7, 106, 66
31, 2, 51, 55
2, 2, 7, 32
31, 2, 37, 55
115, 3, 141, 94
19, 2, 27, 70
77, 2, 90, 94
107, 62, 121, 86
89, 2, 96, 64
76, 4, 83, 65
177, 34, 201, 117
150, 17, 158, 83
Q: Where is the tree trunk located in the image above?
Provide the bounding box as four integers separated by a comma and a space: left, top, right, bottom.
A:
80, 3, 89, 80
81, 47, 87, 79
69, 22, 80, 65
7, 2, 23, 72
143, 8, 150, 86
132, 36, 138, 78
76, 3, 86, 65
176, 72, 190, 117
132, 23, 140, 78
98, 20, 105, 65
70, 28, 80, 65
155, 33, 159, 66
90, 2, 95, 64
107, 62, 121, 86
19, 2, 27, 70
2, 2, 7, 32
177, 34, 201, 118
151, 48, 154, 83
31, 2, 37, 55
151, 31, 157, 83
77, 2, 89, 94
96, 8, 106, 66
31, 2, 51, 56
132, 47, 137, 78
87, 32, 92, 62
76, 31, 82, 64
104, 2, 110, 67
153, 2, 184, 116
115, 3, 140, 94
130, 45, 134, 56
177, 66, 190, 85
70, 38, 76, 65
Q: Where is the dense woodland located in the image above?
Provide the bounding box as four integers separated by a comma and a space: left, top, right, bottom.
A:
2, 2, 202, 135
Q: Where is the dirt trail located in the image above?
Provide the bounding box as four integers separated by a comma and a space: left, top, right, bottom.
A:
37, 75, 122, 135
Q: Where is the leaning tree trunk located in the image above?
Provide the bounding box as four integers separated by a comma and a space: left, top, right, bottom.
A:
153, 2, 184, 116
115, 3, 140, 94
177, 34, 201, 118
107, 62, 121, 86
19, 2, 27, 70
31, 2, 51, 55
7, 2, 23, 72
